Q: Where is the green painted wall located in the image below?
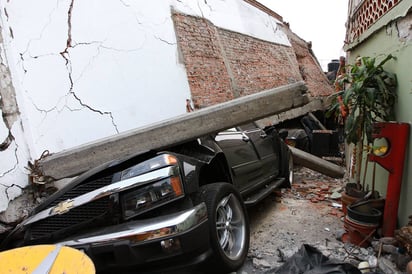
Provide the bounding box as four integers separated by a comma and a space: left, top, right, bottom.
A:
346, 8, 412, 227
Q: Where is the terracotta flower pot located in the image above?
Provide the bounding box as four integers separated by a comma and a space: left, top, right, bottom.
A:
341, 191, 359, 215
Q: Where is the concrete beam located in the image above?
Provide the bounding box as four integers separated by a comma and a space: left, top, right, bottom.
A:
289, 146, 345, 178
256, 98, 326, 127
38, 82, 309, 180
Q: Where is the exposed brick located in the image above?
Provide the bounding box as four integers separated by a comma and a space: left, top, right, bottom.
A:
172, 12, 333, 108
284, 26, 334, 97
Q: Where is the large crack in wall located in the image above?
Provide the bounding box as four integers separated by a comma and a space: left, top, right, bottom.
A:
0, 0, 192, 225
60, 0, 119, 133
9, 0, 184, 153
13, 0, 121, 137
0, 29, 20, 165
0, 57, 19, 152
0, 23, 30, 222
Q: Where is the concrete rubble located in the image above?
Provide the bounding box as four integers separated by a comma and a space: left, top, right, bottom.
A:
237, 166, 412, 274
396, 218, 412, 256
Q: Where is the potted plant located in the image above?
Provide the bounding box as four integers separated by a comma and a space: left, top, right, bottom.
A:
328, 54, 397, 209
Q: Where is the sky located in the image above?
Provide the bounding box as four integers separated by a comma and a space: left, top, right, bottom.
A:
256, 0, 349, 71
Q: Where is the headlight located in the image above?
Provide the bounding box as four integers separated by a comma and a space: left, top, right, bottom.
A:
121, 154, 178, 180
121, 175, 184, 219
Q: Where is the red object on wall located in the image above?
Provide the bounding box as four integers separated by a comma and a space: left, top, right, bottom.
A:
368, 122, 410, 237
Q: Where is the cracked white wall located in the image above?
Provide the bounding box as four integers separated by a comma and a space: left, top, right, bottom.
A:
0, 0, 290, 214
0, 43, 30, 213
1, 0, 195, 157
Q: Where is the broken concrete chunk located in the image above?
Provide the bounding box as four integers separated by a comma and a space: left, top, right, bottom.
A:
380, 236, 398, 246
0, 190, 35, 224
252, 258, 271, 268
378, 257, 401, 274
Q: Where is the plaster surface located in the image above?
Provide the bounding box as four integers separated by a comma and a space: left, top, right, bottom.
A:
0, 0, 292, 214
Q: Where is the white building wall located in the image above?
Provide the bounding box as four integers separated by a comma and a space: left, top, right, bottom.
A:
0, 0, 290, 214
0, 49, 30, 213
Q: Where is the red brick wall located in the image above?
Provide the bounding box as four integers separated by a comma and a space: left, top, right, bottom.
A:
172, 12, 333, 108
217, 29, 301, 96
285, 27, 335, 97
172, 13, 234, 109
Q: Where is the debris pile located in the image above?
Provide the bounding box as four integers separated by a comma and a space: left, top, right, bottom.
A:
396, 216, 412, 257
282, 169, 345, 219
239, 166, 412, 274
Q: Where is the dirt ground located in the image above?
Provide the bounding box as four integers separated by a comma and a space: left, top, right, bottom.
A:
236, 166, 410, 274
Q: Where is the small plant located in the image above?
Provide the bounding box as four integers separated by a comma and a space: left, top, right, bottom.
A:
328, 54, 397, 185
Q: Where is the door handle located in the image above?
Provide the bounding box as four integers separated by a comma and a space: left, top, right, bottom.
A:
242, 133, 250, 142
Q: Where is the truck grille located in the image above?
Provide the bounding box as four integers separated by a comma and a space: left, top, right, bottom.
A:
29, 198, 110, 240
28, 175, 115, 241
50, 175, 114, 207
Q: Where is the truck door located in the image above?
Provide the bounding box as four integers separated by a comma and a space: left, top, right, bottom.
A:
238, 123, 280, 177
214, 128, 262, 191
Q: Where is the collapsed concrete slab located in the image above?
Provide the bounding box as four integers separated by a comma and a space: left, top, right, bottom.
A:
36, 82, 309, 180
289, 146, 345, 178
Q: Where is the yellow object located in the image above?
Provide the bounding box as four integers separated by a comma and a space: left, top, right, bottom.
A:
0, 244, 95, 274
373, 145, 388, 156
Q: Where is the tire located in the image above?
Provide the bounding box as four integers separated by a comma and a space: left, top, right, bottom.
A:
197, 183, 249, 273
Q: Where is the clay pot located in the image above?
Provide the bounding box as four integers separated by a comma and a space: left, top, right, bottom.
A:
347, 201, 382, 225
344, 216, 379, 247
341, 191, 359, 215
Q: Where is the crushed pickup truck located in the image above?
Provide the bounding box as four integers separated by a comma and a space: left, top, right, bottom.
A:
1, 122, 293, 273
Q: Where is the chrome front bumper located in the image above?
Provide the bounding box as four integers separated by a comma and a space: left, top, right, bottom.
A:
58, 202, 208, 247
